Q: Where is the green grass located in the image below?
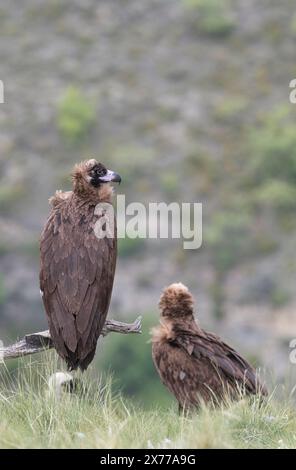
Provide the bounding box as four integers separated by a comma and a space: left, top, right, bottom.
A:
0, 355, 295, 449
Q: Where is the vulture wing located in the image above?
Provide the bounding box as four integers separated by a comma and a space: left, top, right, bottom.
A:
40, 196, 117, 370
152, 340, 214, 409
152, 327, 267, 410
175, 328, 267, 396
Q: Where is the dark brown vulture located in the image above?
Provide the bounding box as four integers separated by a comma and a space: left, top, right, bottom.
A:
152, 283, 267, 412
40, 159, 121, 370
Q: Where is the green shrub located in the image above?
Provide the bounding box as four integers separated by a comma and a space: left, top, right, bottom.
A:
206, 211, 251, 273
252, 180, 296, 212
184, 0, 235, 38
248, 107, 296, 185
57, 86, 96, 145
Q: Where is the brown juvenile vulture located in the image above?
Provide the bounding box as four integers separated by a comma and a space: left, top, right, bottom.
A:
152, 283, 267, 412
40, 159, 121, 370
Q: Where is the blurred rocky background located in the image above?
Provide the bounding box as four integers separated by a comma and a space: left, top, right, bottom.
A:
0, 0, 295, 407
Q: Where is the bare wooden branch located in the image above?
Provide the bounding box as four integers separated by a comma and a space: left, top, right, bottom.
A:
0, 316, 142, 360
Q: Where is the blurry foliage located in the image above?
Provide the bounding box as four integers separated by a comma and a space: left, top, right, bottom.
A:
0, 273, 6, 306
136, 272, 154, 289
263, 19, 282, 44
19, 240, 40, 258
214, 97, 248, 125
0, 8, 6, 22
290, 13, 296, 37
186, 110, 296, 318
245, 107, 296, 219
27, 1, 68, 22
110, 145, 155, 186
252, 180, 296, 212
209, 272, 226, 321
160, 172, 179, 198
186, 151, 219, 194
184, 0, 235, 38
57, 86, 96, 145
0, 240, 40, 258
252, 231, 278, 257
206, 211, 253, 320
278, 214, 296, 234
207, 211, 251, 273
97, 315, 173, 409
247, 107, 296, 186
118, 237, 146, 258
270, 286, 291, 309
240, 274, 291, 309
0, 184, 26, 212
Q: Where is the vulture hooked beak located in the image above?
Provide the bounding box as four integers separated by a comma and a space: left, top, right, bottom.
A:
99, 169, 122, 184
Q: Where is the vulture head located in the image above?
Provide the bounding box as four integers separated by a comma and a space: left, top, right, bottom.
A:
151, 283, 195, 343
72, 159, 121, 200
159, 282, 194, 319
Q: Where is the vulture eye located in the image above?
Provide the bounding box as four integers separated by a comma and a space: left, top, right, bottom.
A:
96, 168, 107, 177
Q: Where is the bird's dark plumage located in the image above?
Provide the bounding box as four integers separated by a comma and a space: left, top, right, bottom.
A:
40, 159, 120, 370
152, 283, 267, 411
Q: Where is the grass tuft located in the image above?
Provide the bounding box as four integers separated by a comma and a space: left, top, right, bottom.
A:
0, 356, 295, 449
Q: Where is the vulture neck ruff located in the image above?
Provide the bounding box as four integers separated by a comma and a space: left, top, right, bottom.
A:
73, 182, 114, 204
151, 315, 200, 344
49, 185, 114, 208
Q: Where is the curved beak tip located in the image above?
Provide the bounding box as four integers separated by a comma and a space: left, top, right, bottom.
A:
100, 170, 122, 184
112, 172, 122, 184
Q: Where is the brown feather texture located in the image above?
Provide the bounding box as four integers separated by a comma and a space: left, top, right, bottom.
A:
152, 283, 268, 412
40, 159, 120, 370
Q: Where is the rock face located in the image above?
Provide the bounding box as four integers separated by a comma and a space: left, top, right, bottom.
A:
0, 0, 295, 378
